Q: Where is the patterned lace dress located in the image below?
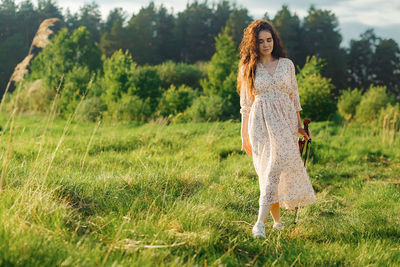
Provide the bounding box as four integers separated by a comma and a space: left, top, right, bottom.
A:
240, 57, 317, 209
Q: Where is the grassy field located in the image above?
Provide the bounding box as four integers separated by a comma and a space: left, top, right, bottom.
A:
0, 112, 399, 266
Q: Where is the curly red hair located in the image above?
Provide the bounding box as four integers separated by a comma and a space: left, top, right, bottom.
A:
237, 19, 287, 101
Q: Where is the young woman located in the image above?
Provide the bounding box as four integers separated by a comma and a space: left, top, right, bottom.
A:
237, 19, 317, 238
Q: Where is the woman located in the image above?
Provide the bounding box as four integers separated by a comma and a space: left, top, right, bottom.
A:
238, 19, 317, 239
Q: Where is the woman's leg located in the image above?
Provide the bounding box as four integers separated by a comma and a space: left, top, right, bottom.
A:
270, 202, 282, 223
256, 204, 271, 223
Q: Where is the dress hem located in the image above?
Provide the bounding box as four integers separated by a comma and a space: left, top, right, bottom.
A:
259, 195, 317, 210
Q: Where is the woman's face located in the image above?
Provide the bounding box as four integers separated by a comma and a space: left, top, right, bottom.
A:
257, 30, 274, 57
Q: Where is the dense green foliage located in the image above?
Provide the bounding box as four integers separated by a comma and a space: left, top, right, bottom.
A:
28, 27, 101, 90
5, 24, 397, 128
355, 85, 394, 123
100, 49, 136, 109
201, 29, 239, 120
1, 0, 400, 99
0, 113, 399, 266
296, 56, 337, 121
184, 95, 225, 122
201, 29, 238, 96
75, 97, 106, 122
130, 66, 162, 112
157, 84, 198, 117
60, 66, 92, 116
337, 88, 363, 121
156, 60, 204, 90
112, 95, 152, 122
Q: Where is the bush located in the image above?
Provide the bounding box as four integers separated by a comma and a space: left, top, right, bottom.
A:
28, 26, 102, 90
199, 29, 239, 120
75, 97, 107, 122
157, 60, 203, 89
99, 51, 160, 121
100, 50, 136, 108
378, 103, 400, 131
110, 95, 152, 122
337, 88, 363, 121
60, 65, 92, 116
200, 29, 238, 96
184, 95, 225, 122
131, 66, 162, 112
220, 71, 239, 120
296, 56, 337, 121
355, 85, 394, 123
157, 84, 198, 117
4, 80, 55, 113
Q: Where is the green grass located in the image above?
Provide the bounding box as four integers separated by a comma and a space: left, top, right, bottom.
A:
0, 113, 399, 266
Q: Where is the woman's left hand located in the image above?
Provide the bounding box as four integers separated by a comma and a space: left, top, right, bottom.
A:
298, 127, 311, 140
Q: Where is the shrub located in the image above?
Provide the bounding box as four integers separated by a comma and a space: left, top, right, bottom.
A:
157, 84, 198, 117
75, 97, 107, 122
111, 95, 152, 122
28, 26, 101, 90
220, 71, 239, 120
200, 29, 238, 96
184, 95, 225, 122
59, 65, 92, 116
337, 88, 363, 121
199, 29, 239, 120
355, 85, 394, 123
4, 80, 55, 113
296, 56, 336, 121
100, 50, 136, 108
157, 60, 203, 89
131, 66, 162, 112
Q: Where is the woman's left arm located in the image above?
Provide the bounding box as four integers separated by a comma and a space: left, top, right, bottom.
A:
289, 60, 303, 113
297, 111, 311, 139
289, 60, 310, 140
296, 111, 302, 128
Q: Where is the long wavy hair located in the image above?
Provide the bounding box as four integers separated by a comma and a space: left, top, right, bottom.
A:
237, 19, 287, 101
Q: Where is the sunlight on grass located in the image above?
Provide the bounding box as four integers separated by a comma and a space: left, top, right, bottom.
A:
0, 113, 399, 266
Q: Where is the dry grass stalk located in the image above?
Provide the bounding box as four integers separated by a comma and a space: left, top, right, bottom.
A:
30, 18, 59, 52
80, 120, 101, 171
42, 75, 94, 185
1, 18, 59, 111
10, 54, 34, 82
42, 95, 83, 185
0, 116, 16, 193
102, 220, 127, 266
30, 75, 64, 183
389, 111, 399, 145
382, 113, 390, 144
381, 107, 399, 146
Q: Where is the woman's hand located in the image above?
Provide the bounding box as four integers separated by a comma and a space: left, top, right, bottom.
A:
241, 137, 252, 156
298, 127, 311, 140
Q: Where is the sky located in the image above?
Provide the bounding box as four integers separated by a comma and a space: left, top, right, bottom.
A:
17, 0, 400, 48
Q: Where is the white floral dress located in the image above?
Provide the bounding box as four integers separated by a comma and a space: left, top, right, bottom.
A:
240, 57, 317, 210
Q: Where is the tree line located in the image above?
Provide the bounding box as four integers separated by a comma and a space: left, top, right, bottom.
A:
1, 0, 399, 99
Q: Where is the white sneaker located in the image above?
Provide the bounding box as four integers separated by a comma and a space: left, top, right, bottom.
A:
252, 221, 266, 238
273, 222, 285, 230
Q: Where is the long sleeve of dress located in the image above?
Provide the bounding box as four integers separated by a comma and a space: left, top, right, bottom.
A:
288, 60, 302, 112
239, 67, 254, 141
239, 68, 254, 117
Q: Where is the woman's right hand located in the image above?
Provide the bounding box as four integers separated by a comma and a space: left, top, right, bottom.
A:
241, 137, 252, 156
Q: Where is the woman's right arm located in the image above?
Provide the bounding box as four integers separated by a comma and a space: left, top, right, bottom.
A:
239, 69, 253, 156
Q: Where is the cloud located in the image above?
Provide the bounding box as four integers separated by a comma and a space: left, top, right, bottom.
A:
322, 0, 400, 26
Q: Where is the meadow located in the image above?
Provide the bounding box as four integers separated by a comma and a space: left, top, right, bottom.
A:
0, 112, 399, 266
